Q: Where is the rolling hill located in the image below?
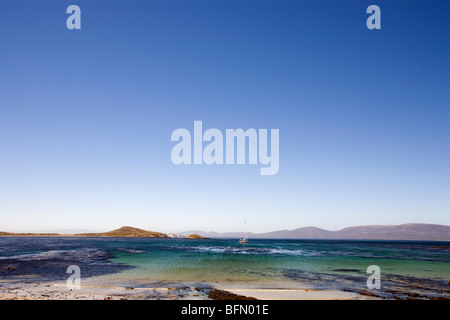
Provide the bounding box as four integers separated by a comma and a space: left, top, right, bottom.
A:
75, 226, 168, 238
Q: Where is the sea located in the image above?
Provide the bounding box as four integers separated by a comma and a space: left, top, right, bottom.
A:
0, 237, 449, 299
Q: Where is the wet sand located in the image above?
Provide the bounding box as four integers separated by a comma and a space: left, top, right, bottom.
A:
222, 288, 374, 300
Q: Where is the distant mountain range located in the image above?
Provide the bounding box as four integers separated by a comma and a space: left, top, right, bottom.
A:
181, 223, 450, 241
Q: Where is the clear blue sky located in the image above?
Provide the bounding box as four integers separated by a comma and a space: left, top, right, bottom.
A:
1, 0, 449, 233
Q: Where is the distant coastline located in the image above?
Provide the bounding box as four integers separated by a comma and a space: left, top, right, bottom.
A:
0, 226, 167, 238
1, 223, 449, 241
0, 226, 207, 240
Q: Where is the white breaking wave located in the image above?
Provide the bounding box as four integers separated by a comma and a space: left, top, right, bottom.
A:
192, 246, 320, 256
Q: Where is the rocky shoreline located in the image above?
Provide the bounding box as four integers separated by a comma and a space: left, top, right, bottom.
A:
0, 280, 260, 300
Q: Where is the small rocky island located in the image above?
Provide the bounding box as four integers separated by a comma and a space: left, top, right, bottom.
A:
185, 234, 208, 239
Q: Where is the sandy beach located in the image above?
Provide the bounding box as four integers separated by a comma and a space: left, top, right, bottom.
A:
0, 278, 377, 300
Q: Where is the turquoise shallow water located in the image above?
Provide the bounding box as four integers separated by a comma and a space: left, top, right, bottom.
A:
108, 238, 450, 283
0, 237, 449, 298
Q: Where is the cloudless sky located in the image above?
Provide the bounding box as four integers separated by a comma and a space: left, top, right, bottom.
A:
0, 0, 449, 233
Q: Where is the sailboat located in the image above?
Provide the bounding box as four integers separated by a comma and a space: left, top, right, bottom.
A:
239, 219, 248, 244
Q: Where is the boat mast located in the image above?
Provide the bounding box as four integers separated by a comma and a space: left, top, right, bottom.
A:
244, 218, 247, 240
239, 219, 248, 244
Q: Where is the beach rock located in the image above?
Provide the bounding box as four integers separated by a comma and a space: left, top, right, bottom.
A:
358, 291, 380, 298
207, 289, 258, 300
